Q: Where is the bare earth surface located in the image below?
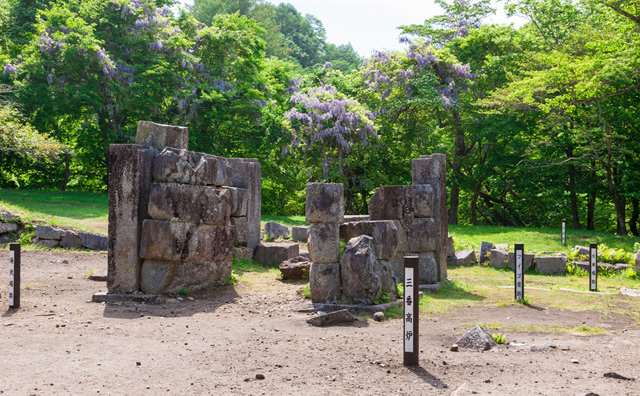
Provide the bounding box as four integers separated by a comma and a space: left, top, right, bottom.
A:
0, 249, 639, 395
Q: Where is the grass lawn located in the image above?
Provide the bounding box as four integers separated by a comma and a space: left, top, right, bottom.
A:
0, 189, 108, 234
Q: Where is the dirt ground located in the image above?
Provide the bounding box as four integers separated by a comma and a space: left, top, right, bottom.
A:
0, 249, 639, 396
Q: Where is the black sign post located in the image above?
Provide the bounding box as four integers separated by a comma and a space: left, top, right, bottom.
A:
562, 219, 566, 245
514, 243, 524, 302
589, 243, 598, 292
9, 243, 20, 309
403, 256, 419, 367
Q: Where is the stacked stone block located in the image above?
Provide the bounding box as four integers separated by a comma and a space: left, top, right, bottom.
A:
306, 183, 344, 303
108, 121, 261, 294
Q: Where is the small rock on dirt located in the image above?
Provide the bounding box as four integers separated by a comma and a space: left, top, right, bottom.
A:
255, 374, 265, 380
306, 309, 356, 327
373, 312, 385, 322
530, 344, 557, 352
456, 326, 497, 351
450, 344, 458, 352
279, 256, 311, 280
603, 372, 635, 381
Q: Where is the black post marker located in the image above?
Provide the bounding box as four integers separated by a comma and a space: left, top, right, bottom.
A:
403, 256, 419, 367
9, 243, 20, 309
562, 219, 566, 245
514, 243, 524, 302
589, 243, 598, 292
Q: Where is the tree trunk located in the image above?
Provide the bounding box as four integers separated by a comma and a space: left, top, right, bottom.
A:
566, 147, 581, 229
471, 189, 479, 225
587, 159, 596, 230
630, 198, 640, 236
61, 152, 70, 192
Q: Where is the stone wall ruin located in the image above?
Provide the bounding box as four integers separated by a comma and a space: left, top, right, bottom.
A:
308, 154, 448, 304
107, 121, 261, 294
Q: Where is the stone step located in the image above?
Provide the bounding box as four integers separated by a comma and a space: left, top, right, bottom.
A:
254, 242, 299, 267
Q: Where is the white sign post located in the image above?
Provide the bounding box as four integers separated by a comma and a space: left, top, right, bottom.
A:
589, 243, 598, 292
9, 243, 20, 309
403, 256, 419, 366
514, 243, 524, 302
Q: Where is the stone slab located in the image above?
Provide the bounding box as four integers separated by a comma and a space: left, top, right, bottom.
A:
299, 300, 402, 314
507, 252, 535, 272
404, 184, 435, 218
454, 250, 476, 266
233, 246, 254, 261
489, 249, 508, 269
535, 256, 567, 275
264, 222, 290, 240
306, 309, 356, 326
0, 222, 18, 234
279, 256, 311, 280
368, 186, 405, 220
404, 217, 437, 252
225, 187, 248, 217
80, 232, 108, 251
139, 220, 234, 263
254, 242, 299, 267
60, 230, 83, 249
479, 241, 494, 266
36, 239, 60, 249
305, 183, 344, 224
231, 217, 249, 246
226, 159, 261, 249
135, 121, 188, 151
343, 215, 369, 223
108, 144, 153, 293
152, 147, 217, 186
446, 235, 455, 257
35, 225, 64, 240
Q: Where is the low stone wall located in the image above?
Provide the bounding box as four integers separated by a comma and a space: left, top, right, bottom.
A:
108, 121, 261, 294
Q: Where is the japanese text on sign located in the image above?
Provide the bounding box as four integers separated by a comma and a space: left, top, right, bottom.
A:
404, 267, 414, 353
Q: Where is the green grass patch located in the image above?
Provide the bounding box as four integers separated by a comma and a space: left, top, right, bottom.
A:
465, 322, 608, 336
261, 214, 307, 226
450, 224, 640, 254
0, 189, 108, 234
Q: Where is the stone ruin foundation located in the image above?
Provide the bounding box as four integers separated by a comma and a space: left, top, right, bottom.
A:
308, 154, 448, 304
107, 121, 260, 294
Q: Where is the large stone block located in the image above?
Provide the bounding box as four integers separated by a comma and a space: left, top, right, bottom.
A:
224, 187, 248, 217
479, 241, 495, 266
392, 220, 409, 253
574, 245, 590, 257
454, 250, 477, 266
305, 183, 344, 224
411, 154, 447, 282
152, 148, 217, 186
343, 215, 369, 223
446, 235, 455, 257
60, 230, 83, 249
147, 183, 231, 225
254, 242, 299, 266
0, 222, 18, 234
35, 225, 64, 240
225, 159, 261, 249
135, 121, 189, 151
310, 262, 341, 303
291, 226, 309, 242
80, 232, 108, 251
339, 220, 399, 260
36, 239, 59, 249
507, 252, 535, 272
308, 223, 340, 263
535, 256, 567, 275
368, 186, 405, 220
418, 252, 438, 284
139, 220, 234, 263
108, 144, 153, 292
231, 217, 248, 246
341, 235, 390, 304
404, 217, 437, 252
489, 249, 508, 269
404, 185, 435, 218
140, 260, 179, 294
233, 246, 254, 261
264, 222, 290, 239
279, 256, 311, 280
182, 260, 232, 289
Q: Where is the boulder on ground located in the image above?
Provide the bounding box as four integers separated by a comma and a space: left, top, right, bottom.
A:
341, 235, 391, 305
507, 252, 535, 272
614, 263, 629, 272
263, 222, 290, 240
456, 325, 498, 351
291, 226, 309, 242
0, 222, 18, 234
454, 250, 476, 266
35, 225, 64, 240
575, 261, 614, 272
0, 212, 20, 222
574, 245, 590, 257
80, 232, 108, 251
489, 249, 508, 269
417, 252, 438, 284
339, 220, 398, 260
254, 242, 299, 267
479, 241, 494, 266
60, 230, 83, 249
306, 309, 356, 326
535, 256, 567, 275
279, 256, 311, 280
305, 183, 344, 224
310, 262, 341, 303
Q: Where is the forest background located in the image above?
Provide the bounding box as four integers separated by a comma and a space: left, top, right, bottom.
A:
0, 0, 639, 235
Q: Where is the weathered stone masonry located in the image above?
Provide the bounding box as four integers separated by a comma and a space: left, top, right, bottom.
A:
107, 121, 261, 294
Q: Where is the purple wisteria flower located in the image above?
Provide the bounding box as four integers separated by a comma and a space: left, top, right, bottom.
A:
3, 64, 17, 75
324, 62, 332, 69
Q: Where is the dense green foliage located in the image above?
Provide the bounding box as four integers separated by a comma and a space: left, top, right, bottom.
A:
1, 0, 639, 235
